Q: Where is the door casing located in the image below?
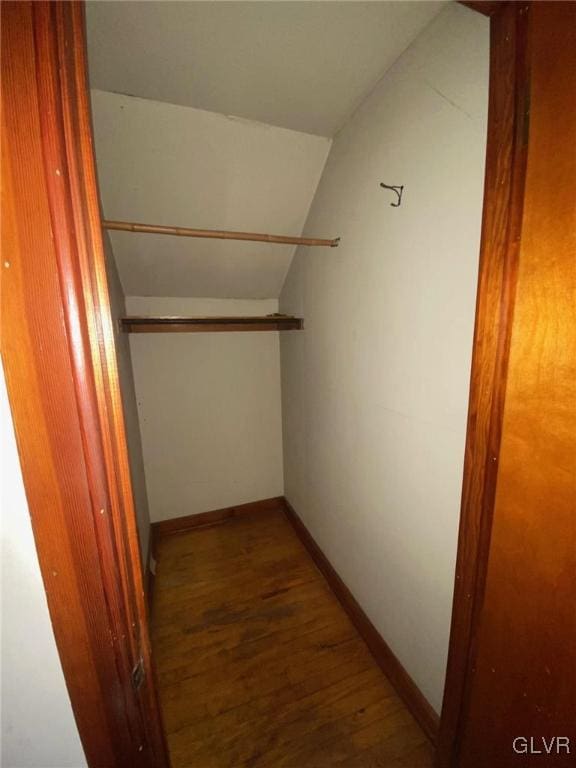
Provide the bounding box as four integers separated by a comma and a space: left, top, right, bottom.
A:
1, 2, 169, 765
0, 1, 540, 766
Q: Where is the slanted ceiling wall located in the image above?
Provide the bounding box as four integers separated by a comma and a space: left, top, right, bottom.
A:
87, 1, 445, 137
90, 90, 331, 299
280, 3, 489, 713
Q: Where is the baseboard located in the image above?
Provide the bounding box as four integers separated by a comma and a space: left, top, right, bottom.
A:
151, 496, 285, 539
282, 497, 440, 745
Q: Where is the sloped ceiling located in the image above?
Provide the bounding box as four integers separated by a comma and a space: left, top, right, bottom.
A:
86, 2, 446, 300
91, 90, 331, 298
86, 1, 445, 137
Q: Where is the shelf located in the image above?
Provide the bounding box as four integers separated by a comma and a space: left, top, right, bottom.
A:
121, 315, 304, 333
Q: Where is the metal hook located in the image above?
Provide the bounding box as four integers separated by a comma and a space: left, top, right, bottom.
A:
379, 183, 404, 207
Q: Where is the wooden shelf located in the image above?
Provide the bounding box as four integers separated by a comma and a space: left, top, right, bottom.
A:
121, 315, 303, 333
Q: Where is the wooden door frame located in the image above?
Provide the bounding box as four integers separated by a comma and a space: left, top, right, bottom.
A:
437, 1, 531, 765
1, 1, 531, 766
1, 2, 169, 766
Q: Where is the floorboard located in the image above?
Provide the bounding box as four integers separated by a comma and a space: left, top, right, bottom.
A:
151, 508, 434, 767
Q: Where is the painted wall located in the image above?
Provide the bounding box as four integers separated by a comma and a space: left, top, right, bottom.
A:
87, 1, 444, 137
279, 4, 489, 712
0, 367, 87, 768
103, 232, 151, 564
90, 89, 331, 299
126, 296, 284, 522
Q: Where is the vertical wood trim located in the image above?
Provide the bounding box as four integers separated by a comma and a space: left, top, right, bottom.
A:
458, 2, 576, 762
1, 2, 169, 765
436, 3, 531, 766
459, 1, 506, 16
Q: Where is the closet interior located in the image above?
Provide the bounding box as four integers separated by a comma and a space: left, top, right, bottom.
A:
86, 2, 489, 765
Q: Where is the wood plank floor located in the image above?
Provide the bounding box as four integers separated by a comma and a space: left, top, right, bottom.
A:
151, 508, 434, 768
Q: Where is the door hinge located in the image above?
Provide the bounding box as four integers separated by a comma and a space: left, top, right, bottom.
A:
131, 658, 145, 691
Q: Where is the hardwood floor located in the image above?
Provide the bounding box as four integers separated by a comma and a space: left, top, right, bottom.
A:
151, 508, 434, 767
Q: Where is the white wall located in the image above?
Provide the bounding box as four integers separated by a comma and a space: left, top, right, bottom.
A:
90, 90, 331, 299
0, 367, 87, 768
126, 297, 284, 522
103, 232, 151, 564
279, 3, 488, 713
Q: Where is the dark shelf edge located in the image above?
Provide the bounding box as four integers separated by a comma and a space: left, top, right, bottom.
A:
120, 316, 304, 333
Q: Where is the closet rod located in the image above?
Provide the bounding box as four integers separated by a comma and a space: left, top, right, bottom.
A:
103, 220, 340, 248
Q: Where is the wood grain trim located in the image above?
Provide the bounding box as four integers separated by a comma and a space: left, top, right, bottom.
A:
459, 1, 506, 17
436, 4, 531, 766
282, 498, 440, 744
145, 537, 156, 614
122, 316, 303, 333
457, 4, 576, 760
152, 497, 286, 539
1, 3, 169, 765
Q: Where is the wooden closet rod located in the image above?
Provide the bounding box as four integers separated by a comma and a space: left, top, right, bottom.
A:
103, 220, 340, 248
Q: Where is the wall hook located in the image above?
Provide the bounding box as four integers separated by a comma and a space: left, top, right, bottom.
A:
380, 183, 404, 207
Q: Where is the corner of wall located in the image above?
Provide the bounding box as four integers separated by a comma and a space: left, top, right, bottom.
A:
102, 232, 152, 567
